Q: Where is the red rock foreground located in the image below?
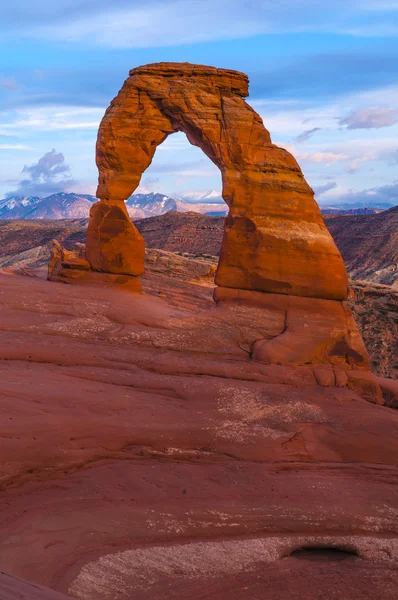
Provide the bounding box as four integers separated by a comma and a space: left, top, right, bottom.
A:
1, 269, 398, 599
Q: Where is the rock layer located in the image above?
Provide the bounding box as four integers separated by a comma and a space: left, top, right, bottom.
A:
92, 62, 348, 300
0, 270, 398, 599
86, 200, 144, 277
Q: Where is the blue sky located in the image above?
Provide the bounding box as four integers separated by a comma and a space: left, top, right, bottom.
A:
1, 0, 398, 206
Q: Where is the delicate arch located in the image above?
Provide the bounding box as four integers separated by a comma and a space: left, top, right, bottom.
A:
87, 62, 348, 300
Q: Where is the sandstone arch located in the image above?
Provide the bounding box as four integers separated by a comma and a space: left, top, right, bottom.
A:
87, 62, 348, 300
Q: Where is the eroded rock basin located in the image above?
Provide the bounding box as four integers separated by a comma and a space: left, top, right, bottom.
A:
1, 270, 398, 599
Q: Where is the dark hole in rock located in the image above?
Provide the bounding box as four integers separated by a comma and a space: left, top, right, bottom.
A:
289, 547, 359, 561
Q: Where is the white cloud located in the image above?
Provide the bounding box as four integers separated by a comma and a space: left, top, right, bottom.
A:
346, 152, 379, 170
297, 152, 350, 165
3, 1, 398, 48
339, 107, 398, 129
35, 1, 269, 48
0, 144, 31, 150
0, 106, 104, 134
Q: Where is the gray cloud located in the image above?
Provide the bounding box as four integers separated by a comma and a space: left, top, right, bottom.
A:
140, 177, 160, 190
319, 181, 398, 208
6, 149, 77, 198
339, 107, 398, 129
313, 182, 337, 196
294, 127, 321, 143
22, 149, 70, 180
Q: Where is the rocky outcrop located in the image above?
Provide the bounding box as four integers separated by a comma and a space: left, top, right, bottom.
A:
48, 237, 142, 293
145, 248, 217, 282
136, 211, 225, 256
45, 239, 377, 403
348, 280, 398, 379
324, 205, 398, 286
86, 200, 144, 277
91, 62, 347, 300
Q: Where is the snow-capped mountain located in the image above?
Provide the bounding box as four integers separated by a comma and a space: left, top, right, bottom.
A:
0, 191, 228, 219
28, 193, 97, 219
0, 196, 41, 218
0, 193, 97, 219
125, 193, 177, 218
173, 190, 227, 215
0, 192, 177, 220
178, 190, 224, 204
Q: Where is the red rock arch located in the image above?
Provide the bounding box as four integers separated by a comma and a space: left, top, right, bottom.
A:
87, 62, 348, 300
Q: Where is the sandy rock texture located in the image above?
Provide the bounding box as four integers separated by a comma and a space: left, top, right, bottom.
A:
47, 240, 377, 401
86, 199, 144, 277
1, 266, 398, 599
92, 62, 347, 300
0, 572, 71, 600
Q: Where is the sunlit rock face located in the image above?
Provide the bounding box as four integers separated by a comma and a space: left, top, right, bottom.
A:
50, 62, 372, 379
92, 62, 348, 300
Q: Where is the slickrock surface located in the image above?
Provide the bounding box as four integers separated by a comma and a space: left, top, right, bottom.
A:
0, 572, 71, 600
93, 62, 347, 300
1, 266, 398, 599
47, 240, 376, 398
324, 205, 398, 286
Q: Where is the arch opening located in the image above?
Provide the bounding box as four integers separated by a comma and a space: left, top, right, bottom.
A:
131, 131, 225, 220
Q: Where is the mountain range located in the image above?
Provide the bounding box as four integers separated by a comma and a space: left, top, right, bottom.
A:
2, 191, 395, 220
0, 192, 228, 220
0, 193, 95, 220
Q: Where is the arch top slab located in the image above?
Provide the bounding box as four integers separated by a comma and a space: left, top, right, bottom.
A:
128, 62, 250, 96
90, 61, 348, 300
